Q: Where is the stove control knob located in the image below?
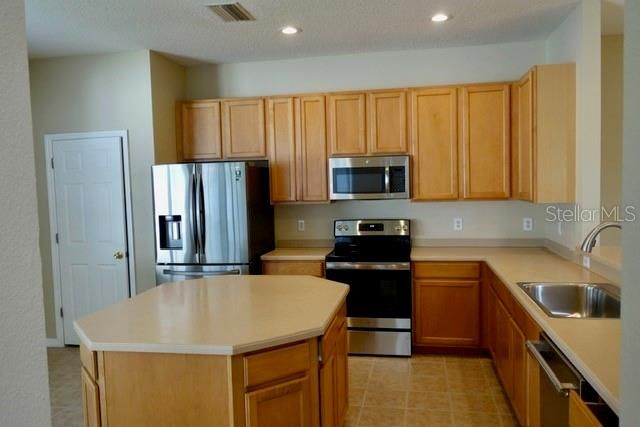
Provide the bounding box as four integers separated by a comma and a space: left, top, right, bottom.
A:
337, 224, 343, 231
343, 225, 349, 231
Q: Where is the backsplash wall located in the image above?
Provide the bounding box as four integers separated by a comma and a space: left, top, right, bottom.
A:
275, 201, 547, 245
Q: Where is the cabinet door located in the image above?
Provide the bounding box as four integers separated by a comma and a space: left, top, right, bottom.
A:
367, 91, 407, 154
495, 299, 513, 395
459, 84, 511, 199
319, 351, 337, 427
178, 101, 222, 160
510, 317, 527, 426
414, 279, 480, 346
485, 280, 498, 359
327, 93, 366, 155
569, 390, 602, 427
515, 71, 535, 201
296, 96, 328, 201
267, 98, 297, 202
335, 323, 348, 426
81, 367, 101, 427
246, 376, 315, 427
222, 98, 266, 158
410, 88, 459, 200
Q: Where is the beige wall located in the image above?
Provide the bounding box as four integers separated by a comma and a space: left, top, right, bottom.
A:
621, 2, 640, 425
0, 0, 51, 424
150, 52, 186, 164
30, 51, 157, 339
276, 201, 545, 244
601, 35, 623, 245
542, 1, 602, 250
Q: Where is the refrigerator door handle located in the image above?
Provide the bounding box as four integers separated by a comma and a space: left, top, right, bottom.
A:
199, 171, 206, 254
194, 169, 204, 255
191, 171, 199, 254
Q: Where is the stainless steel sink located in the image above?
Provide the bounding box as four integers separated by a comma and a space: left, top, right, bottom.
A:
517, 282, 620, 319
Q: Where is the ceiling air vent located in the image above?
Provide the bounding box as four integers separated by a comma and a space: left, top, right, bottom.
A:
207, 2, 256, 22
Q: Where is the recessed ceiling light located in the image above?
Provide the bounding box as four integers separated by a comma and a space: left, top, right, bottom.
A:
281, 26, 301, 35
431, 13, 450, 23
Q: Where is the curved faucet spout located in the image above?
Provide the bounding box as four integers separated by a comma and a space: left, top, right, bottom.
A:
579, 221, 622, 253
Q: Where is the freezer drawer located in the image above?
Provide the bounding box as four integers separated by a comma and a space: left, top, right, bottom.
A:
155, 265, 248, 285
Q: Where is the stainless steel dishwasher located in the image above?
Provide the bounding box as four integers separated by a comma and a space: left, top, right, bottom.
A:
527, 333, 618, 426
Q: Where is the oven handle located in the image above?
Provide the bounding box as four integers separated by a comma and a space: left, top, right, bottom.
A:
325, 262, 410, 271
526, 340, 579, 397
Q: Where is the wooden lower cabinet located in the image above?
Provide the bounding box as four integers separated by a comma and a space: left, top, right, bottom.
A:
246, 376, 315, 427
413, 262, 481, 349
569, 390, 603, 427
319, 307, 348, 427
79, 305, 347, 427
486, 269, 542, 427
262, 260, 324, 277
80, 368, 100, 427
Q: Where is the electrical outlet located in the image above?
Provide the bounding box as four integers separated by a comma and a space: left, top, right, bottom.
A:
297, 219, 305, 232
453, 217, 463, 232
522, 217, 533, 232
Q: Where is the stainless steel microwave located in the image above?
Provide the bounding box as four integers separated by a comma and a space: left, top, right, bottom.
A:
329, 155, 410, 200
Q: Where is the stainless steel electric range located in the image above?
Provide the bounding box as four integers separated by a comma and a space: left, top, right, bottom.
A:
325, 219, 411, 356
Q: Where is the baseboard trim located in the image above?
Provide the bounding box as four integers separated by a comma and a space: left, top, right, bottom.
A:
412, 345, 490, 357
47, 337, 64, 347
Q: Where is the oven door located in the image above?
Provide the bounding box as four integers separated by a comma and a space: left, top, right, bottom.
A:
325, 261, 411, 356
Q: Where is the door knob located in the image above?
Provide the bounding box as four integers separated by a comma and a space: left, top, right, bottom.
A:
113, 251, 125, 260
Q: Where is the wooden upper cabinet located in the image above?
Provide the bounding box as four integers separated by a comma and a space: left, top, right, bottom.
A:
367, 91, 408, 154
515, 72, 534, 201
222, 98, 266, 159
296, 96, 328, 201
327, 93, 367, 156
514, 64, 576, 203
460, 84, 511, 199
410, 88, 459, 200
267, 98, 296, 202
178, 101, 222, 161
266, 95, 328, 204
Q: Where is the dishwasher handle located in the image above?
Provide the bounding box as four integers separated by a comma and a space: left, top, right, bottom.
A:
526, 340, 579, 397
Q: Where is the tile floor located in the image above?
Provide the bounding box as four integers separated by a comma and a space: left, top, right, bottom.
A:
47, 347, 517, 427
48, 347, 83, 427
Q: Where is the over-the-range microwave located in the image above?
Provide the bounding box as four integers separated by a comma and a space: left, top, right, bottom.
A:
329, 155, 410, 200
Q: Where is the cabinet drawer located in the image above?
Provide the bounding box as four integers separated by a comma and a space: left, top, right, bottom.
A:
262, 261, 324, 277
244, 341, 312, 388
80, 342, 97, 380
321, 304, 346, 357
414, 262, 480, 279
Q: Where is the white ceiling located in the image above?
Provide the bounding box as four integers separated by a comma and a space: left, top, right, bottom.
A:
25, 0, 581, 64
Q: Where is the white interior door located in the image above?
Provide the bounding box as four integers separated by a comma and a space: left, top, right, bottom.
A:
52, 136, 130, 344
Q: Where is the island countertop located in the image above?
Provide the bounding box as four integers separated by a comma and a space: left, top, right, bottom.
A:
74, 275, 349, 356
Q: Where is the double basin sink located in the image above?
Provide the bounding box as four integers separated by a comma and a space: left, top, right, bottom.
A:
518, 282, 621, 319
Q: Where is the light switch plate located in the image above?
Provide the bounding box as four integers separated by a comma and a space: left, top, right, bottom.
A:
523, 217, 533, 232
453, 217, 463, 232
297, 219, 305, 232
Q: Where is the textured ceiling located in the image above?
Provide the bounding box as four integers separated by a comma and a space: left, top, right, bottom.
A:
25, 0, 580, 64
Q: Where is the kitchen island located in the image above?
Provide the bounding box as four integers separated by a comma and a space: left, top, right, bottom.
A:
74, 275, 349, 427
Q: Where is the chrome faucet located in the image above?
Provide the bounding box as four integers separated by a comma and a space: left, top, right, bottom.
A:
579, 221, 622, 253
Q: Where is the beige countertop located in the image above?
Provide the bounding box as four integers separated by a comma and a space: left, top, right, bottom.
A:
261, 246, 620, 412
411, 247, 620, 414
261, 247, 333, 261
74, 275, 348, 356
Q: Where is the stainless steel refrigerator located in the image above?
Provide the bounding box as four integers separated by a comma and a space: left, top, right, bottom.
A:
152, 161, 274, 285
